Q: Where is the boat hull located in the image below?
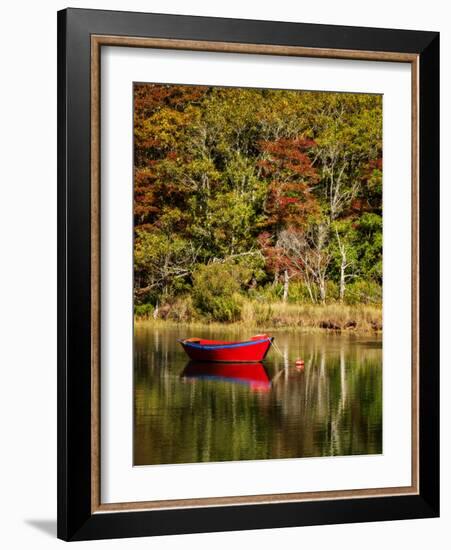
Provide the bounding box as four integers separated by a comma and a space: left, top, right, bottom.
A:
180, 337, 273, 363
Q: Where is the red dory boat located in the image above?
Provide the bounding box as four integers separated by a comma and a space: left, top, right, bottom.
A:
178, 334, 273, 363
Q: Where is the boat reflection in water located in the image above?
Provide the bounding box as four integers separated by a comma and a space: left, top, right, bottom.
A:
181, 361, 271, 392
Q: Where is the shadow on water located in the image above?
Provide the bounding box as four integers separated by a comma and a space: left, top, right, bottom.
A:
134, 327, 382, 466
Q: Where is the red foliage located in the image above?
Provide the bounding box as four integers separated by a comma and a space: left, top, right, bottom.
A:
134, 168, 160, 224
258, 137, 319, 230
259, 137, 317, 180
134, 83, 208, 118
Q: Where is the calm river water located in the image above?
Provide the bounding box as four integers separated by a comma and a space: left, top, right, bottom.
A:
134, 325, 382, 465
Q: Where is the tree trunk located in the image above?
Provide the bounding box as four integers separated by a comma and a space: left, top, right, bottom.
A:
305, 280, 316, 304
318, 277, 326, 304
339, 252, 346, 303
283, 269, 289, 302
335, 227, 347, 303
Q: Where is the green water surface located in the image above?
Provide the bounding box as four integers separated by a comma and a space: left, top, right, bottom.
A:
134, 326, 382, 465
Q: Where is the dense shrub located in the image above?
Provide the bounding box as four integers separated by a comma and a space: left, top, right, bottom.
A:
345, 280, 382, 305
134, 303, 154, 318
192, 263, 250, 322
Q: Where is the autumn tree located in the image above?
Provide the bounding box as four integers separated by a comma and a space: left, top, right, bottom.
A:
258, 136, 320, 300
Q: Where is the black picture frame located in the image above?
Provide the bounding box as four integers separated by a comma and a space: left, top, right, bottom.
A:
57, 7, 439, 541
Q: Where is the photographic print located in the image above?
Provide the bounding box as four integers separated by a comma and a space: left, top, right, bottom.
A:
133, 83, 383, 466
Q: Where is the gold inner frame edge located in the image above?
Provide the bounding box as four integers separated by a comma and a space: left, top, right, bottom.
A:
90, 35, 420, 514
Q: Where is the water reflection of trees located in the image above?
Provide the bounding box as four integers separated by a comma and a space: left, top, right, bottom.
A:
268, 341, 382, 460
134, 329, 382, 465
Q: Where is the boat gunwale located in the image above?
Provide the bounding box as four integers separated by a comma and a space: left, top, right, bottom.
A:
178, 337, 273, 351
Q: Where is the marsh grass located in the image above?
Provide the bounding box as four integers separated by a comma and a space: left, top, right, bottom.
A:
135, 299, 382, 334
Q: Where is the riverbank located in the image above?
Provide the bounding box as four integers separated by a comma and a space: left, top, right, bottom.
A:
135, 302, 382, 334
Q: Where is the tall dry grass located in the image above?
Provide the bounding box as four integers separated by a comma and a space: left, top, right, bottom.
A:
135, 299, 382, 333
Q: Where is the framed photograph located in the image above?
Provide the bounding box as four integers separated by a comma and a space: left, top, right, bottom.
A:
57, 8, 439, 541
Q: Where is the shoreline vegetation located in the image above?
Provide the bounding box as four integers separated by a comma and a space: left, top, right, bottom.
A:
134, 300, 382, 334
133, 85, 383, 334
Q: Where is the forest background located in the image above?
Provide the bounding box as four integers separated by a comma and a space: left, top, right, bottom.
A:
133, 84, 383, 333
